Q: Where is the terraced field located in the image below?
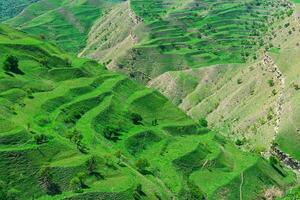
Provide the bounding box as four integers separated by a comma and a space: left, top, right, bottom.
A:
0, 25, 296, 199
149, 0, 300, 163
82, 0, 290, 81
6, 0, 121, 53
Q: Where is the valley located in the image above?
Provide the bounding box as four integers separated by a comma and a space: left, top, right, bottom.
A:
0, 0, 300, 199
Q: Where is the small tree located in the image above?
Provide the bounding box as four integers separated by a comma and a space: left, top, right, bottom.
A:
198, 118, 208, 128
86, 156, 97, 175
136, 158, 150, 174
152, 119, 158, 126
131, 113, 143, 125
34, 134, 48, 145
268, 79, 274, 87
103, 126, 122, 142
70, 173, 87, 193
66, 130, 89, 153
3, 56, 23, 75
70, 177, 82, 193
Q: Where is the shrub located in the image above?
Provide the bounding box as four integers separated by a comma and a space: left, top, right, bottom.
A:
268, 79, 274, 87
103, 126, 122, 142
133, 184, 146, 199
293, 83, 299, 90
237, 78, 243, 84
34, 134, 48, 145
66, 130, 89, 153
3, 55, 24, 75
136, 158, 150, 174
70, 173, 88, 193
131, 113, 143, 125
235, 139, 244, 146
198, 118, 208, 128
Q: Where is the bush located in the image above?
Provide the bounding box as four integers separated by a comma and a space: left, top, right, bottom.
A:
70, 172, 88, 193
136, 158, 150, 174
3, 56, 23, 75
268, 79, 274, 87
34, 134, 48, 145
66, 130, 89, 153
198, 118, 208, 128
237, 78, 243, 84
103, 126, 122, 142
131, 113, 143, 125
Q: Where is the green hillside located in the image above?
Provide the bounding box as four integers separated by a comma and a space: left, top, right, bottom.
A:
149, 0, 300, 162
77, 0, 292, 82
6, 0, 121, 53
0, 25, 296, 199
0, 0, 40, 22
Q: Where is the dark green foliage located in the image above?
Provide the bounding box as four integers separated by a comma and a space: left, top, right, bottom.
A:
66, 130, 89, 153
3, 56, 24, 75
86, 156, 104, 179
126, 131, 161, 155
237, 78, 243, 84
293, 83, 299, 90
198, 118, 208, 128
133, 184, 147, 200
103, 126, 122, 142
38, 167, 61, 196
235, 139, 244, 146
136, 158, 150, 175
34, 134, 48, 145
268, 79, 275, 87
179, 181, 206, 200
173, 143, 211, 175
70, 173, 88, 193
131, 113, 143, 125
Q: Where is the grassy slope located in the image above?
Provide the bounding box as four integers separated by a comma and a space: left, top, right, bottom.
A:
149, 61, 281, 153
83, 0, 291, 83
0, 25, 295, 199
78, 1, 141, 66
0, 0, 40, 22
148, 0, 300, 158
6, 0, 121, 53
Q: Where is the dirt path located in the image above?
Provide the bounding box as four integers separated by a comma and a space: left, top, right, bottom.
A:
239, 172, 244, 200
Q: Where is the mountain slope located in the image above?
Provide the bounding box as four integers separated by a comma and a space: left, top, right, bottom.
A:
80, 0, 292, 83
0, 25, 295, 200
150, 1, 300, 163
6, 0, 121, 53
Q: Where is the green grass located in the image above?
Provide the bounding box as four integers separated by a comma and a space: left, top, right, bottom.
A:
106, 0, 292, 81
6, 0, 121, 53
0, 22, 296, 200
